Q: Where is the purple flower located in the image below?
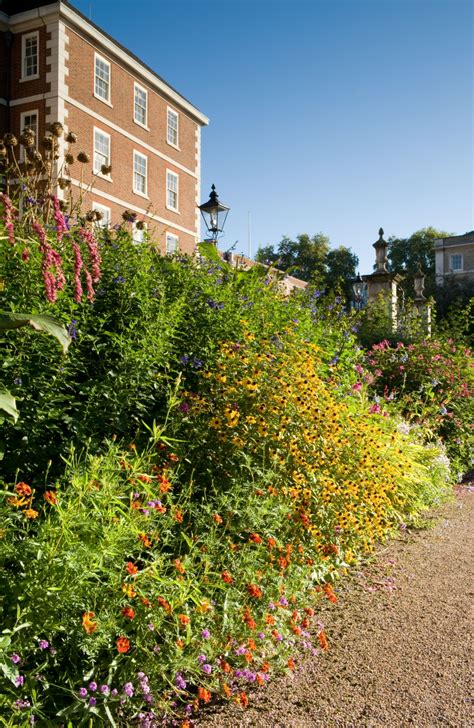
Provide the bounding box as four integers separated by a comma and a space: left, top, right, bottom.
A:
202, 664, 212, 675
179, 402, 190, 414
14, 699, 31, 710
279, 597, 288, 607
100, 685, 110, 695
14, 675, 24, 687
235, 646, 246, 655
123, 682, 134, 697
197, 654, 207, 663
175, 673, 187, 690
38, 640, 49, 650
147, 623, 155, 631
89, 697, 97, 707
257, 632, 265, 639
201, 629, 210, 639
88, 681, 97, 692
10, 654, 21, 664
111, 688, 118, 697
78, 687, 88, 698
268, 601, 276, 610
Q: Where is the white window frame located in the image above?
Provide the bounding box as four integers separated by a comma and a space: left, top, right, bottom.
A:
166, 170, 179, 212
134, 83, 148, 129
21, 31, 39, 81
166, 232, 179, 255
449, 254, 463, 272
133, 150, 148, 197
93, 127, 111, 178
167, 107, 179, 148
92, 202, 111, 228
94, 53, 111, 105
132, 221, 148, 244
19, 109, 38, 161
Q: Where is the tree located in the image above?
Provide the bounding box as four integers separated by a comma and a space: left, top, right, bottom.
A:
325, 246, 359, 300
255, 233, 330, 284
387, 227, 450, 300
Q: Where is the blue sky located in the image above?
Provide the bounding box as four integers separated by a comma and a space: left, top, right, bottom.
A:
72, 0, 472, 274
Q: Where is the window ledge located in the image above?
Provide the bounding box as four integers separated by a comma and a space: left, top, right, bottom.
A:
93, 92, 113, 108
166, 140, 181, 152
20, 74, 40, 83
94, 173, 113, 183
133, 189, 149, 200
134, 119, 150, 131
166, 205, 180, 214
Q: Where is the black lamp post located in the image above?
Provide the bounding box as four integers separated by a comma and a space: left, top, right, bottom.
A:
352, 273, 366, 310
198, 184, 230, 243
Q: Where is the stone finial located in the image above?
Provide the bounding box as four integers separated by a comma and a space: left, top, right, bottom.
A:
373, 227, 388, 273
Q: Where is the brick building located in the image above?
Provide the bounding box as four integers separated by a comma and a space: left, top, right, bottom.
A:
0, 0, 209, 253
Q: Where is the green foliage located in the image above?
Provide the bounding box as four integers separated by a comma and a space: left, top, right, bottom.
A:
387, 227, 450, 300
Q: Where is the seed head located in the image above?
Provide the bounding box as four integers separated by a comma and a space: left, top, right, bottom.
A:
65, 131, 77, 144
77, 151, 90, 163
3, 133, 18, 147
49, 122, 64, 137
65, 153, 74, 165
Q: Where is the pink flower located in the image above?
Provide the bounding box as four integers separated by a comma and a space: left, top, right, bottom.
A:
51, 195, 69, 244
0, 193, 16, 246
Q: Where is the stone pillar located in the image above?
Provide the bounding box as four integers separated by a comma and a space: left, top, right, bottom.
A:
362, 228, 403, 330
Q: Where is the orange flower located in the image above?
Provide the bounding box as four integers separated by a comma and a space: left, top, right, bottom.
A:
181, 721, 190, 728
178, 614, 190, 626
221, 571, 233, 584
223, 682, 231, 697
239, 691, 249, 707
137, 474, 152, 484
265, 614, 275, 625
249, 533, 262, 544
15, 482, 32, 497
141, 596, 151, 608
197, 687, 211, 703
157, 596, 171, 612
131, 500, 142, 510
304, 607, 315, 616
122, 584, 137, 599
174, 559, 185, 574
168, 453, 179, 462
159, 477, 171, 493
174, 509, 183, 523
267, 537, 276, 549
122, 606, 136, 619
247, 638, 257, 651
82, 611, 98, 635
7, 496, 27, 507
246, 583, 262, 599
221, 660, 232, 674
287, 658, 296, 670
213, 513, 223, 524
155, 503, 167, 514
176, 638, 185, 649
44, 490, 58, 505
138, 532, 152, 548
116, 636, 130, 653
318, 630, 329, 651
244, 650, 253, 663
323, 584, 338, 604
261, 661, 270, 673
256, 673, 265, 686
126, 562, 138, 575
24, 508, 39, 519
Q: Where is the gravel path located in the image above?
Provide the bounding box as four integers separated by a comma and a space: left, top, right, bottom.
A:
198, 484, 473, 728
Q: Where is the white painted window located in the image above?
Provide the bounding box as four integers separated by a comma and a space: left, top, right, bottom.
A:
134, 84, 147, 127
93, 128, 111, 175
133, 151, 148, 196
94, 54, 111, 102
449, 254, 463, 272
167, 108, 179, 147
22, 32, 39, 79
166, 170, 179, 211
166, 232, 179, 254
92, 202, 111, 227
19, 110, 38, 160
132, 221, 147, 244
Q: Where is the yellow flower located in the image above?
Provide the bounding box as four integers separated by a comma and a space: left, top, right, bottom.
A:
23, 508, 39, 519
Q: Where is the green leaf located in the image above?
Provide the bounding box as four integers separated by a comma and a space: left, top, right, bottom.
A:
0, 312, 71, 353
0, 383, 18, 423
197, 242, 221, 263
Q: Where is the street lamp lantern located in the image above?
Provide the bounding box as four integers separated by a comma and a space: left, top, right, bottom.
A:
352, 273, 366, 310
198, 184, 230, 243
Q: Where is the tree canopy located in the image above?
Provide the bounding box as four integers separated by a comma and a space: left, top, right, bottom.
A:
387, 227, 450, 299
255, 233, 358, 295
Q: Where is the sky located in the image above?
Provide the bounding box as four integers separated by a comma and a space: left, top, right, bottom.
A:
71, 0, 473, 274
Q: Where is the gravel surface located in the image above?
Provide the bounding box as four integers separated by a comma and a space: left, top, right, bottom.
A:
198, 483, 473, 728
